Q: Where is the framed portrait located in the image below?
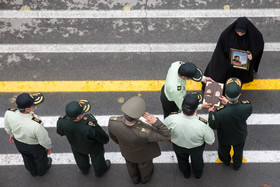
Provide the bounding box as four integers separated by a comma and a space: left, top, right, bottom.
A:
230, 48, 250, 70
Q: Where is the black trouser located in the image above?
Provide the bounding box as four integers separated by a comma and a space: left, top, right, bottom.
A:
14, 139, 49, 176
160, 85, 179, 118
218, 141, 245, 169
172, 143, 205, 177
71, 148, 108, 177
125, 159, 154, 184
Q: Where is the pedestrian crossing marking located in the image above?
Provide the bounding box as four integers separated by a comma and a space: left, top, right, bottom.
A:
1, 151, 279, 166
215, 146, 247, 163
0, 79, 279, 92
1, 9, 280, 19
0, 114, 279, 128
0, 43, 279, 53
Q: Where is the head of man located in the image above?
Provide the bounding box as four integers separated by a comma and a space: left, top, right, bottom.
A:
121, 96, 146, 123
178, 62, 203, 82
16, 93, 44, 113
182, 93, 200, 116
234, 56, 240, 61
225, 78, 242, 102
66, 100, 91, 121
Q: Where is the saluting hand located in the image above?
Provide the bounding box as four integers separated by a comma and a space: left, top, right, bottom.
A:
142, 112, 157, 125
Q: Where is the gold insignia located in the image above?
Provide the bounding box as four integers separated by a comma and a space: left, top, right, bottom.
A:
179, 61, 184, 65
88, 121, 95, 127
170, 112, 178, 115
8, 108, 17, 112
177, 86, 182, 91
217, 105, 225, 111
241, 100, 250, 104
199, 117, 207, 124
226, 78, 234, 85
211, 114, 215, 121
141, 128, 148, 133
59, 115, 66, 119
32, 117, 42, 124
111, 117, 118, 120
235, 79, 242, 87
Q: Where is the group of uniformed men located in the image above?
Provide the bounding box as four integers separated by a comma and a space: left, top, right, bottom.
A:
4, 61, 252, 184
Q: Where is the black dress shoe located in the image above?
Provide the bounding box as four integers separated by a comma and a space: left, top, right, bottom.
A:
183, 173, 191, 178
106, 160, 111, 169
38, 157, 52, 176
194, 171, 203, 179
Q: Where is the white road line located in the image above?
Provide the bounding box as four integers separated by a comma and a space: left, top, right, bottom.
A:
0, 43, 279, 53
1, 151, 280, 165
0, 9, 280, 19
0, 114, 279, 128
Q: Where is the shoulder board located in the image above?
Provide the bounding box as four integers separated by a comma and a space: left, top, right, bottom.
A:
32, 117, 42, 124
241, 100, 251, 104
8, 108, 17, 112
59, 115, 66, 119
110, 116, 123, 122
217, 105, 225, 111
199, 117, 207, 124
170, 112, 178, 115
179, 61, 184, 65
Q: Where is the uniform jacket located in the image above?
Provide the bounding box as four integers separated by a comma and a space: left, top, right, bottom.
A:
108, 116, 171, 163
208, 100, 252, 145
57, 113, 109, 154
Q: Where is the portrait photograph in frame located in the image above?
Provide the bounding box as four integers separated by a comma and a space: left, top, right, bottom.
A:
230, 48, 250, 70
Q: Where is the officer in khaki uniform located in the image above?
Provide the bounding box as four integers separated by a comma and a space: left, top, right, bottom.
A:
208, 78, 252, 170
57, 100, 110, 176
4, 93, 52, 177
108, 96, 171, 184
164, 93, 215, 179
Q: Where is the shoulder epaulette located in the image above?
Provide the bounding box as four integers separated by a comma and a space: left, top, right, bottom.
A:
7, 108, 17, 112
110, 117, 122, 122
32, 117, 42, 124
170, 112, 178, 115
136, 126, 150, 134
199, 117, 207, 124
59, 115, 66, 119
217, 105, 225, 111
241, 100, 251, 104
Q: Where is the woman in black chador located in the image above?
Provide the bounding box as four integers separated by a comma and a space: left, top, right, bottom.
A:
204, 17, 264, 86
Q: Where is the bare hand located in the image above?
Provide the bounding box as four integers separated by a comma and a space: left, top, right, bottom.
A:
9, 136, 14, 144
142, 112, 157, 125
46, 148, 53, 155
219, 96, 228, 105
202, 103, 211, 109
204, 77, 215, 84
208, 106, 216, 112
247, 51, 253, 60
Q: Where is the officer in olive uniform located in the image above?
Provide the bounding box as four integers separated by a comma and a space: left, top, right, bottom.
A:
208, 78, 252, 170
161, 61, 213, 118
4, 93, 52, 177
164, 93, 215, 179
108, 96, 171, 184
57, 100, 110, 176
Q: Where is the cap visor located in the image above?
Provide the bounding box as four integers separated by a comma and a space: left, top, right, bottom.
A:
79, 100, 91, 113
191, 68, 203, 82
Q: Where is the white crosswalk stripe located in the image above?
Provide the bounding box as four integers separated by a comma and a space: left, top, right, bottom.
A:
0, 114, 279, 128
1, 151, 280, 166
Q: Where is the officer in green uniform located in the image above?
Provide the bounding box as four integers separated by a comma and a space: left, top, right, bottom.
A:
208, 78, 252, 170
57, 100, 110, 176
164, 93, 215, 179
4, 93, 52, 177
160, 61, 214, 118
108, 96, 171, 184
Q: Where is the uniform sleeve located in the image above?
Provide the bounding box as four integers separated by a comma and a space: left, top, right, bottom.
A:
56, 120, 65, 136
4, 112, 13, 136
203, 124, 215, 145
90, 125, 109, 144
208, 111, 220, 130
148, 119, 171, 142
108, 123, 119, 144
35, 126, 52, 149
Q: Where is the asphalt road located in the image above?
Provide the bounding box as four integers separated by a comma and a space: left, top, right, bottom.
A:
0, 0, 279, 187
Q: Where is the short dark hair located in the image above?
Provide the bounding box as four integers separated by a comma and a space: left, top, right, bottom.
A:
182, 106, 196, 116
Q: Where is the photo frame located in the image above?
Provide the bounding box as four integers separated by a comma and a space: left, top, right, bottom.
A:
230, 48, 250, 70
